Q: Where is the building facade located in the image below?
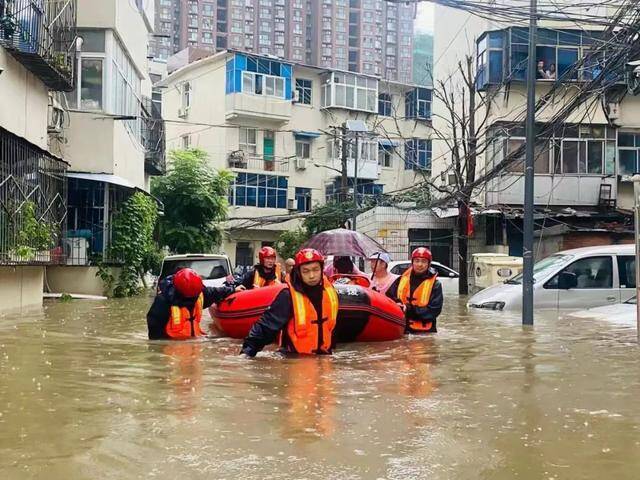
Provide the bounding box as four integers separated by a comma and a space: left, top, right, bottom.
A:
425, 2, 636, 269
44, 0, 165, 296
413, 32, 433, 87
0, 0, 77, 309
150, 0, 416, 83
159, 50, 432, 266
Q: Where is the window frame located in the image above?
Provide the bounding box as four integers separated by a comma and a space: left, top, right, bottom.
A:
239, 127, 257, 155
295, 139, 311, 159
295, 78, 313, 105
544, 255, 614, 290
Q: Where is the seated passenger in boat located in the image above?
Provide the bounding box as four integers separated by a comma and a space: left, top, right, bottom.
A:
386, 247, 443, 333
147, 268, 244, 340
240, 248, 338, 357
239, 246, 284, 290
369, 252, 398, 295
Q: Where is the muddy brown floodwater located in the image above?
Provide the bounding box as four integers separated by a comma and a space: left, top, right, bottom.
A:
1, 294, 640, 479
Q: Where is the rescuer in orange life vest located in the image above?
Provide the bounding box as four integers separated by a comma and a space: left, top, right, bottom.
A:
147, 268, 245, 340
386, 247, 443, 333
239, 246, 284, 290
240, 248, 339, 357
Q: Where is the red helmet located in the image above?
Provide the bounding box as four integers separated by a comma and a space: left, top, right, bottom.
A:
258, 246, 277, 263
411, 247, 432, 261
173, 268, 203, 298
294, 248, 324, 267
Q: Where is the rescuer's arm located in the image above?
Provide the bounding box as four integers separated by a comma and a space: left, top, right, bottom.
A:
409, 280, 443, 321
202, 284, 240, 309
240, 268, 255, 290
385, 277, 401, 302
147, 295, 170, 340
240, 289, 292, 357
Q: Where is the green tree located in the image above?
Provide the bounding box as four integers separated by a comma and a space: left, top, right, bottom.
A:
276, 228, 309, 260
105, 192, 159, 297
151, 149, 233, 254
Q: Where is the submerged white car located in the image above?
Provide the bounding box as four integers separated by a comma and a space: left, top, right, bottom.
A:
568, 297, 637, 326
468, 244, 636, 311
158, 254, 233, 289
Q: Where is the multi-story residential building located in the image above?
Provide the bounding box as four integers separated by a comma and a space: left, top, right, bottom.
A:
150, 0, 416, 83
43, 0, 166, 296
159, 50, 432, 266
0, 0, 76, 309
426, 2, 637, 263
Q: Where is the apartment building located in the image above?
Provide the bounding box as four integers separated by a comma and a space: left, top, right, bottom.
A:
430, 3, 636, 260
150, 0, 416, 83
159, 49, 432, 266
44, 0, 166, 296
0, 0, 76, 309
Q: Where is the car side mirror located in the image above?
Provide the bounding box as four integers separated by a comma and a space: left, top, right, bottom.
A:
449, 272, 456, 278
558, 271, 577, 290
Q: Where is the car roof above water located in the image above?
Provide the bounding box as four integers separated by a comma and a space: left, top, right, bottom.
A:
554, 244, 634, 257
163, 254, 229, 261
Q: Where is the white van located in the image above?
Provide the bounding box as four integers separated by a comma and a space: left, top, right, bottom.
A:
467, 244, 636, 311
158, 254, 233, 289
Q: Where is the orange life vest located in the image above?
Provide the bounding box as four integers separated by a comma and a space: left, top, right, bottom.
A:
397, 269, 437, 332
165, 293, 204, 339
281, 277, 339, 354
253, 264, 283, 288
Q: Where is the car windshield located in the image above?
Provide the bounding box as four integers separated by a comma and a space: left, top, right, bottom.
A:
160, 259, 229, 281
506, 254, 573, 285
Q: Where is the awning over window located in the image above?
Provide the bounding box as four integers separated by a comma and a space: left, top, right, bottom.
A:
378, 138, 400, 147
293, 130, 321, 139
66, 172, 139, 190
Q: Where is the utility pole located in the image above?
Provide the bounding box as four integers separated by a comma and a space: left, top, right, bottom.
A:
340, 123, 348, 203
633, 175, 640, 342
523, 0, 537, 326
353, 132, 359, 231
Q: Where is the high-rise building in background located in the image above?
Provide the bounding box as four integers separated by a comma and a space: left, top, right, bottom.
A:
413, 33, 433, 87
150, 0, 416, 83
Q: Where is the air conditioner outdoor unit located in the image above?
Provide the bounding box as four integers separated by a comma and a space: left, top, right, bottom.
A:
178, 107, 188, 118
287, 198, 298, 210
608, 102, 620, 120
63, 237, 89, 266
295, 157, 307, 169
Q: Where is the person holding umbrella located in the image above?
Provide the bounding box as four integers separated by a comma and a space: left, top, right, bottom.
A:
240, 248, 339, 357
369, 252, 398, 295
386, 247, 443, 333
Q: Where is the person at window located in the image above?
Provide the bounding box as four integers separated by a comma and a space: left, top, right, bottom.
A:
386, 247, 443, 334
147, 268, 244, 340
536, 60, 549, 80
240, 248, 339, 357
369, 252, 398, 295
239, 246, 284, 289
546, 63, 556, 80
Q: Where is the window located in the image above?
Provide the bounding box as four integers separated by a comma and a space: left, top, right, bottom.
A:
239, 127, 257, 154
405, 88, 431, 120
618, 256, 636, 289
295, 140, 310, 158
182, 135, 191, 149
378, 145, 393, 168
229, 173, 288, 209
405, 139, 432, 170
295, 79, 312, 105
618, 132, 640, 176
320, 72, 378, 112
79, 58, 104, 110
485, 215, 505, 246
295, 187, 312, 212
547, 256, 613, 289
242, 71, 284, 98
182, 82, 191, 109
378, 93, 392, 116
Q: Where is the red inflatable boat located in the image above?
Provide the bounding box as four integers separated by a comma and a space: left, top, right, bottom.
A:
210, 284, 405, 342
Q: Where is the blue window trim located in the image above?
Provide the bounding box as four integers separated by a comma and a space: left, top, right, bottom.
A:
229, 173, 289, 209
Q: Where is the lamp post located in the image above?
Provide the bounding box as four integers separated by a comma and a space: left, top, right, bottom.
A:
632, 174, 640, 342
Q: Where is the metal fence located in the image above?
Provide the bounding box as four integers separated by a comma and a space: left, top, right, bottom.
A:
142, 96, 166, 175
0, 127, 67, 265
227, 151, 291, 173
0, 0, 77, 91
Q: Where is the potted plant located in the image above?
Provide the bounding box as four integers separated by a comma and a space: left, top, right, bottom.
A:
0, 13, 17, 41
11, 202, 55, 263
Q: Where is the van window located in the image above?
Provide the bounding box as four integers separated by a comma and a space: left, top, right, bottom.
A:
617, 255, 636, 288
433, 264, 458, 278
160, 259, 229, 281
546, 256, 613, 289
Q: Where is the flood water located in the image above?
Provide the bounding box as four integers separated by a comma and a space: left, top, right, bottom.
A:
1, 294, 640, 479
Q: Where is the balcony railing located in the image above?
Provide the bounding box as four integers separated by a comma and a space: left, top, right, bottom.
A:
0, 126, 68, 266
0, 0, 77, 91
227, 151, 290, 173
141, 96, 166, 176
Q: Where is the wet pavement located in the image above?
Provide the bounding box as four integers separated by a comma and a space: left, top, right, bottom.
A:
1, 294, 639, 479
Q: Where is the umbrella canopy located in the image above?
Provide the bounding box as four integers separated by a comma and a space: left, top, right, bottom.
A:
302, 229, 387, 258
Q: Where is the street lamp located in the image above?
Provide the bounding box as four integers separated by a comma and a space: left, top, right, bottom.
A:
632, 174, 640, 341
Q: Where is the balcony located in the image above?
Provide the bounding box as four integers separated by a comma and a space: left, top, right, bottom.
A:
0, 0, 77, 91
141, 97, 166, 176
475, 27, 621, 92
225, 92, 292, 123
227, 151, 290, 173
327, 158, 380, 180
